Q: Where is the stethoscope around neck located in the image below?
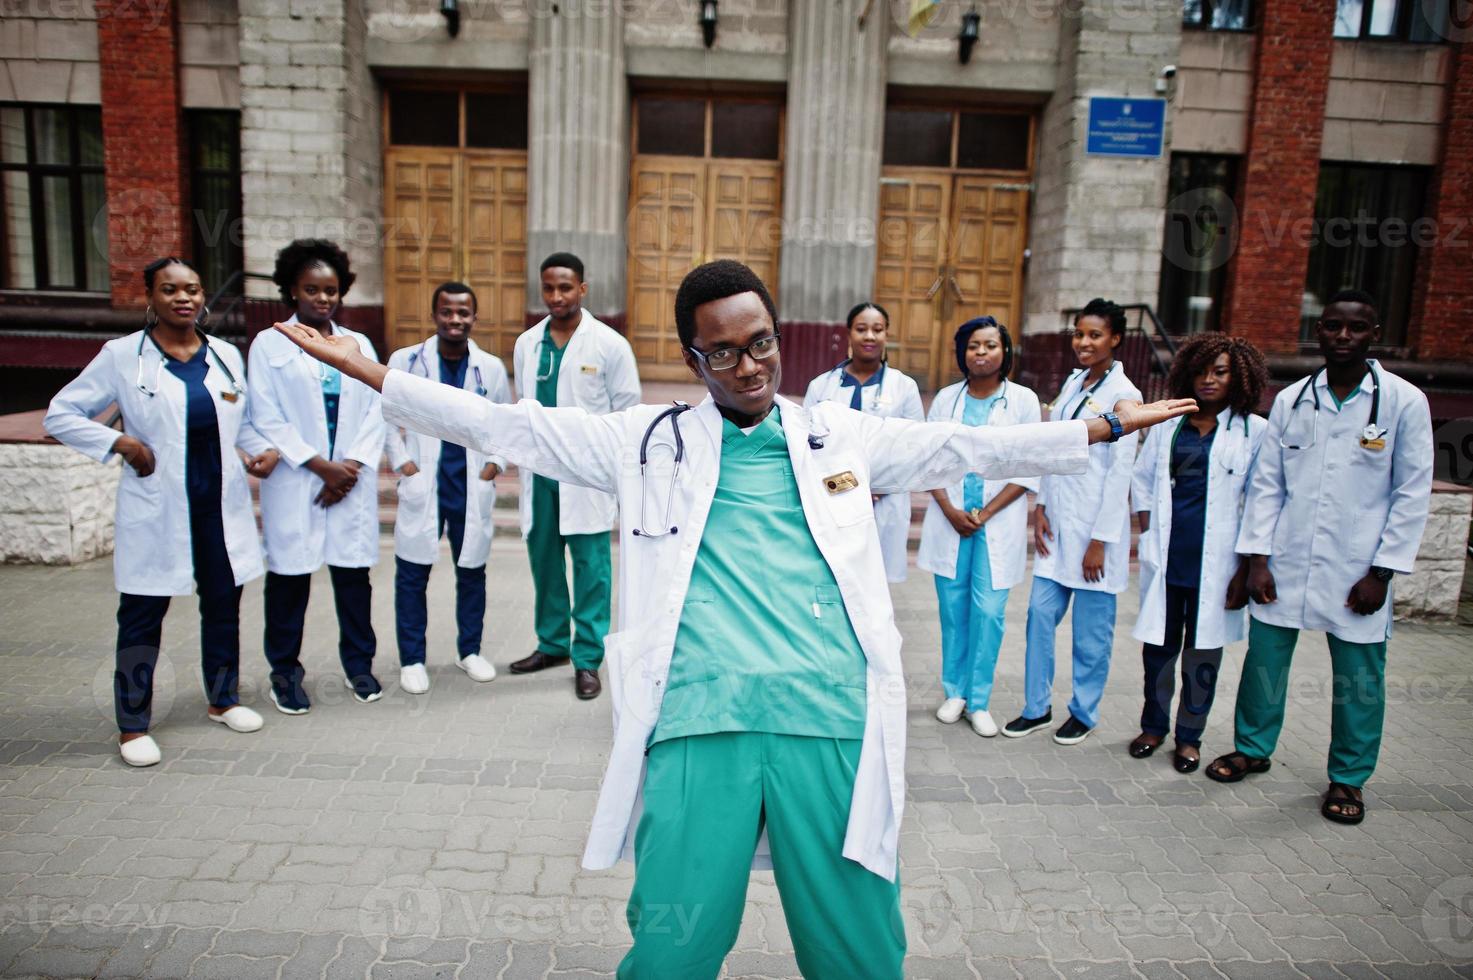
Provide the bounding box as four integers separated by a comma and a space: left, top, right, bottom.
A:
948, 378, 1011, 420
1281, 360, 1381, 451
135, 325, 244, 398
407, 342, 487, 396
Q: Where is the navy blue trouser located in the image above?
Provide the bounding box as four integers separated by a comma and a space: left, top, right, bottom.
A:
114, 491, 241, 733
394, 509, 486, 665
1140, 584, 1224, 746
263, 565, 376, 693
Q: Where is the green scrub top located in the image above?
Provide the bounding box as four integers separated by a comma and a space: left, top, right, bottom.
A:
652, 406, 868, 745
536, 326, 565, 406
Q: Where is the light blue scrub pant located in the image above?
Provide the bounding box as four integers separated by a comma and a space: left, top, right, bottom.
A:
934, 530, 1008, 712
1023, 576, 1117, 729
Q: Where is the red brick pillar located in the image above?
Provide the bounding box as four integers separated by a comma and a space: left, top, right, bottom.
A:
1408, 41, 1473, 362
1219, 0, 1337, 354
96, 0, 187, 309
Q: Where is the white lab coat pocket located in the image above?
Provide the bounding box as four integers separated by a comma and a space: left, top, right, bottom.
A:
116, 469, 163, 526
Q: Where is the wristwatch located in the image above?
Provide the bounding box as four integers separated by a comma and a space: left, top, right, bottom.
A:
1370, 566, 1395, 583
1099, 412, 1125, 443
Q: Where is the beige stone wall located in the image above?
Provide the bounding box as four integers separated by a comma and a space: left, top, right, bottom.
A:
1398, 487, 1471, 622
1170, 30, 1252, 154
886, 0, 1059, 93
624, 0, 787, 56
1323, 40, 1449, 166
0, 0, 100, 104
0, 443, 118, 566
180, 0, 241, 109
364, 0, 529, 69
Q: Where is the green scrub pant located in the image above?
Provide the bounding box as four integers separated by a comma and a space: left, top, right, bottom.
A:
618, 732, 905, 980
1234, 618, 1387, 787
527, 475, 610, 670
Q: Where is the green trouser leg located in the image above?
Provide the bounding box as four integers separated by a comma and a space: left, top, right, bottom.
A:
618, 732, 905, 980
1235, 618, 1387, 787
527, 475, 572, 659
565, 530, 610, 671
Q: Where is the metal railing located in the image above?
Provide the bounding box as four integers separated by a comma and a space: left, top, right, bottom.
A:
201, 270, 281, 345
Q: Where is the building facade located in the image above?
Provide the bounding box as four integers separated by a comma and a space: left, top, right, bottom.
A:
1, 0, 1469, 414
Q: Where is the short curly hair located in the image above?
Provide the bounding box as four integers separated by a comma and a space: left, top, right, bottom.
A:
674, 260, 778, 348
272, 238, 356, 307
1165, 332, 1268, 417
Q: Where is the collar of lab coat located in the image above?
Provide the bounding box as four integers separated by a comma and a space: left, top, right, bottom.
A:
409, 334, 485, 386
1311, 357, 1379, 408
940, 378, 1014, 421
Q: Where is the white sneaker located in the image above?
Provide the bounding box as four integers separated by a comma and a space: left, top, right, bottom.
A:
969, 710, 999, 738
457, 654, 497, 683
208, 705, 263, 733
935, 698, 967, 724
400, 663, 430, 695
119, 734, 161, 767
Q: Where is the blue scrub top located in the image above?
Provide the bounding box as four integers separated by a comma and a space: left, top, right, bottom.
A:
437, 354, 469, 515
1166, 422, 1215, 588
320, 362, 342, 458
961, 391, 1000, 513
164, 343, 221, 503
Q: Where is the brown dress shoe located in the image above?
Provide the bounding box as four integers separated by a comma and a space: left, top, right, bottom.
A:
575, 669, 602, 700
509, 651, 571, 674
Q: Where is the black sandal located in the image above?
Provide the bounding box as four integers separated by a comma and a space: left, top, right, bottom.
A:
1173, 744, 1201, 774
1129, 733, 1163, 759
1321, 782, 1365, 825
1204, 751, 1271, 783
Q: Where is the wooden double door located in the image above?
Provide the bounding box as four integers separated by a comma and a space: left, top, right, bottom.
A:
875, 171, 1030, 390
382, 147, 528, 360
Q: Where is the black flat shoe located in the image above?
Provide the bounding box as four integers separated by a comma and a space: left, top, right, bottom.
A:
1173, 748, 1201, 773
509, 651, 571, 674
1129, 734, 1163, 759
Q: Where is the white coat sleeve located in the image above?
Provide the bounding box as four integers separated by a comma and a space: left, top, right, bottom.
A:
381, 370, 623, 494
383, 349, 412, 471
898, 379, 925, 423
1088, 428, 1139, 544
43, 348, 124, 463
1007, 394, 1044, 494
861, 413, 1090, 494
247, 340, 320, 469
605, 337, 642, 412
1235, 396, 1289, 556
1132, 424, 1160, 518
1372, 390, 1434, 573
482, 359, 513, 474
343, 342, 387, 470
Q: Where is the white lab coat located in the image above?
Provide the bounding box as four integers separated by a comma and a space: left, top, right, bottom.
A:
916, 380, 1043, 590
1235, 361, 1433, 643
247, 317, 386, 575
385, 336, 512, 569
1131, 408, 1267, 648
43, 331, 267, 596
1032, 364, 1142, 594
802, 362, 925, 583
512, 311, 642, 537
378, 368, 1091, 880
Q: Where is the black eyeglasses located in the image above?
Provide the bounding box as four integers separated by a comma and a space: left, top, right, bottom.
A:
685, 332, 781, 372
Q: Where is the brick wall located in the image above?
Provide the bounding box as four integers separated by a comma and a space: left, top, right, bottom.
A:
1408, 41, 1473, 362
1218, 0, 1336, 354
96, 0, 188, 307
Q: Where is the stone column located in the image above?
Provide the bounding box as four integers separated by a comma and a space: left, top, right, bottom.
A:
1022, 0, 1182, 336
526, 3, 628, 322
776, 0, 887, 323
238, 0, 383, 325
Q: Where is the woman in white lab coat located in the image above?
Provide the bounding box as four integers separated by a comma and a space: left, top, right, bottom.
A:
917, 317, 1041, 737
1004, 298, 1142, 746
248, 239, 386, 712
1129, 333, 1268, 773
803, 302, 924, 583
44, 258, 279, 767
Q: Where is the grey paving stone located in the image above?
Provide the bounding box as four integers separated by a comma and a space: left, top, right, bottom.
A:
280, 932, 342, 979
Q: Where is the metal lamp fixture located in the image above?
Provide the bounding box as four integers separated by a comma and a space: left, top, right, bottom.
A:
441, 0, 460, 38
700, 0, 718, 48
958, 7, 980, 64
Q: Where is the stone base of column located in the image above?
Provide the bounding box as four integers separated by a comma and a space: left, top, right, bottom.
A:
0, 436, 119, 566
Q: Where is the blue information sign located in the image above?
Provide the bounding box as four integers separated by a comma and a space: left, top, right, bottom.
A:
1085, 97, 1166, 158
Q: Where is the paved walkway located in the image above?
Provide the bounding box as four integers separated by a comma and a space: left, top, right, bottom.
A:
1, 539, 1471, 979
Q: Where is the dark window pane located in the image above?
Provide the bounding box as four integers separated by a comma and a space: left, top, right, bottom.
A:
1183, 0, 1205, 25
2, 170, 35, 288
1410, 0, 1448, 40
1302, 163, 1426, 347
1157, 153, 1238, 335
0, 107, 25, 164
187, 111, 242, 295
82, 172, 107, 292
40, 174, 74, 287
466, 93, 528, 149
389, 90, 459, 147
76, 108, 103, 167
1209, 0, 1251, 28
956, 113, 1030, 171
882, 108, 951, 167
192, 112, 236, 171
711, 102, 780, 160
33, 109, 70, 165
638, 98, 705, 157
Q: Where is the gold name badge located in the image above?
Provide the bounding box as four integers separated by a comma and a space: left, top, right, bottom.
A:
219, 391, 239, 403
824, 471, 859, 494
1361, 437, 1385, 451
580, 364, 598, 375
